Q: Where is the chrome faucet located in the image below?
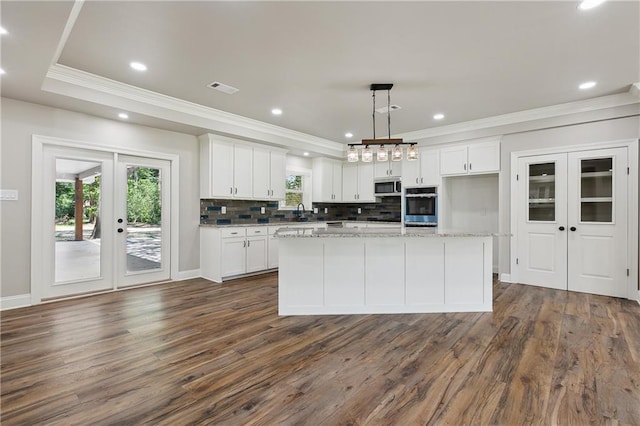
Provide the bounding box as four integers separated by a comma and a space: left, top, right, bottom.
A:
296, 203, 306, 219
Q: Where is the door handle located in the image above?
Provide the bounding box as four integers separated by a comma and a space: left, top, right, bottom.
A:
463, 163, 467, 171
570, 226, 577, 232
416, 178, 419, 184
469, 163, 472, 171
234, 187, 237, 194
117, 218, 123, 223
117, 228, 124, 233
230, 187, 233, 194
247, 241, 250, 247
558, 226, 565, 231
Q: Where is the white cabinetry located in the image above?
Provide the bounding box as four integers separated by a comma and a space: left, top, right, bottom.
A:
402, 149, 440, 187
440, 139, 500, 176
374, 159, 402, 178
312, 158, 343, 202
252, 147, 286, 200
200, 134, 287, 200
342, 162, 374, 202
200, 226, 268, 282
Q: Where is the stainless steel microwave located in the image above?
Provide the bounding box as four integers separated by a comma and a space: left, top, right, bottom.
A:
374, 178, 402, 196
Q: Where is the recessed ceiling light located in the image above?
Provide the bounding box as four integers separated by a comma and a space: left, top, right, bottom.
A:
345, 132, 353, 138
579, 81, 597, 90
303, 152, 310, 156
578, 0, 606, 10
0, 27, 7, 35
271, 108, 282, 115
118, 113, 129, 119
433, 113, 445, 120
129, 61, 147, 72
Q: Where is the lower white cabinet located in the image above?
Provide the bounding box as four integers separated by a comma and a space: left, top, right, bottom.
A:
201, 226, 268, 282
268, 226, 280, 269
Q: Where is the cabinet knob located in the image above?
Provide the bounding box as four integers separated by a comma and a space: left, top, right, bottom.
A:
117, 228, 124, 233
570, 226, 577, 232
558, 226, 565, 231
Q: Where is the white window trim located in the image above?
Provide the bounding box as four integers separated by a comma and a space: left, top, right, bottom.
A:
280, 166, 312, 210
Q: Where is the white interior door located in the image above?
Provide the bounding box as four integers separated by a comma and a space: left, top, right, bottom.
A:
567, 148, 628, 297
116, 155, 171, 287
43, 146, 115, 299
517, 153, 568, 290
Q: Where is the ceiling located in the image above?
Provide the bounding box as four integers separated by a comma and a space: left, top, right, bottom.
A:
1, 1, 639, 155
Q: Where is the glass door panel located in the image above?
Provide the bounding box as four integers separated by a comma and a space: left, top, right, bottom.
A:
54, 158, 103, 283
117, 156, 171, 287
528, 162, 556, 222
580, 157, 613, 223
125, 165, 163, 273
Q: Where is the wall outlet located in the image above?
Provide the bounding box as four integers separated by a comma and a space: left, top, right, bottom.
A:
324, 208, 328, 214
0, 189, 18, 201
357, 208, 362, 214
260, 207, 265, 214
221, 206, 227, 214
313, 207, 318, 214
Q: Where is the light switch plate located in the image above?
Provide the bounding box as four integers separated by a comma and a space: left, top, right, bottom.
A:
260, 207, 265, 214
357, 208, 362, 214
0, 189, 18, 201
324, 208, 328, 214
221, 206, 227, 214
313, 208, 318, 214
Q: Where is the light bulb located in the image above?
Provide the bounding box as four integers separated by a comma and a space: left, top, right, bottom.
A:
347, 146, 359, 162
377, 145, 388, 162
391, 145, 403, 161
362, 146, 373, 163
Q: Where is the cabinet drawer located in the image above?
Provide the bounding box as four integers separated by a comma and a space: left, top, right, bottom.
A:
247, 227, 268, 236
220, 227, 246, 238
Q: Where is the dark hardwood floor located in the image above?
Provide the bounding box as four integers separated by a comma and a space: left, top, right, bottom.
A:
1, 273, 639, 425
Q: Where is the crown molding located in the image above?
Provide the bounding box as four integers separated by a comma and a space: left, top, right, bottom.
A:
396, 84, 640, 141
42, 64, 345, 157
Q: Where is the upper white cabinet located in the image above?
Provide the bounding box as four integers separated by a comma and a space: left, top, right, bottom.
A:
440, 139, 500, 176
402, 148, 440, 187
312, 158, 343, 202
342, 162, 375, 202
199, 134, 287, 200
252, 147, 286, 200
374, 159, 402, 178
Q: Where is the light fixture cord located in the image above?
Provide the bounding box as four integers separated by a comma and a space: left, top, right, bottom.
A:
387, 89, 391, 139
372, 90, 376, 140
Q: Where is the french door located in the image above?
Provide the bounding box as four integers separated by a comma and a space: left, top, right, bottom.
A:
41, 146, 171, 300
517, 147, 628, 298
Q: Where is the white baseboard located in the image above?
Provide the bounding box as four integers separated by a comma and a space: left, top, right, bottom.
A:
176, 269, 201, 281
500, 273, 513, 283
1, 294, 32, 310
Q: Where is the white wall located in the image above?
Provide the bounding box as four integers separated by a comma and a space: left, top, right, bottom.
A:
0, 98, 201, 298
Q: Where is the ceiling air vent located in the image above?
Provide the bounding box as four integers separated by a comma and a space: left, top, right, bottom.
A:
207, 81, 239, 94
375, 105, 401, 114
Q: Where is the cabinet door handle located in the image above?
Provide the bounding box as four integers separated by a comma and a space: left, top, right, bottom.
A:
234, 187, 238, 194
243, 240, 246, 247
247, 241, 250, 247
421, 177, 424, 183
463, 163, 467, 171
469, 163, 472, 171
570, 226, 577, 232
558, 226, 565, 231
416, 178, 419, 184
230, 187, 233, 194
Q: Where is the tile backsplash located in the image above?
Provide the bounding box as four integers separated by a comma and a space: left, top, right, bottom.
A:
200, 197, 401, 225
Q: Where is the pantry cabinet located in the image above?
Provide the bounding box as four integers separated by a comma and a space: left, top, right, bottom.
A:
440, 139, 500, 176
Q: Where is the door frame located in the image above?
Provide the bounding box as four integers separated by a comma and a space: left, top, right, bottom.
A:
31, 135, 180, 304
510, 138, 638, 300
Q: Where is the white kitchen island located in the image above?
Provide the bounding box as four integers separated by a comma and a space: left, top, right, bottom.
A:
276, 227, 494, 315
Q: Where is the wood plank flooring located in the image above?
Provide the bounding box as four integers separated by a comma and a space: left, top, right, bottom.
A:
1, 273, 639, 425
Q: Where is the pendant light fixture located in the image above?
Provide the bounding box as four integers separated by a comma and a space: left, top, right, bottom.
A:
346, 83, 418, 162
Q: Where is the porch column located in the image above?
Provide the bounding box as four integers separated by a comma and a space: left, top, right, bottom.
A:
74, 177, 83, 241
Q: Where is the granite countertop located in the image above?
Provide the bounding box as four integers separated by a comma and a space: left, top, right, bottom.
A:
274, 227, 500, 238
199, 220, 401, 228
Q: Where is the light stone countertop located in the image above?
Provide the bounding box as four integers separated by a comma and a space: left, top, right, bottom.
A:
274, 227, 501, 238
199, 220, 401, 228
